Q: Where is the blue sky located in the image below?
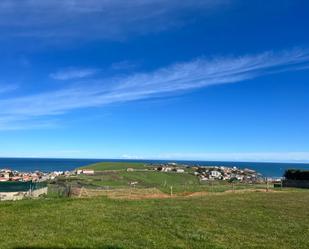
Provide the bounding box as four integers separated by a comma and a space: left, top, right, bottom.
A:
0, 0, 309, 162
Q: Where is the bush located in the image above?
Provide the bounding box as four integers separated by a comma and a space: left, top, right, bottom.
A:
284, 169, 309, 180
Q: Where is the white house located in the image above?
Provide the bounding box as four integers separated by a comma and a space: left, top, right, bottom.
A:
82, 170, 94, 175
161, 167, 173, 172
77, 170, 83, 175
210, 170, 221, 178
200, 175, 208, 181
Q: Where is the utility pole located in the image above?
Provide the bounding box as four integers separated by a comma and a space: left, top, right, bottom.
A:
29, 182, 32, 198
170, 186, 173, 197
266, 178, 269, 192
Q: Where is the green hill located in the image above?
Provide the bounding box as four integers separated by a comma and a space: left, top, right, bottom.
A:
70, 171, 202, 193
70, 162, 267, 194
79, 161, 149, 171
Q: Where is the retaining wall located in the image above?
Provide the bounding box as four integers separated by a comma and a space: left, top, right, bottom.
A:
0, 184, 48, 201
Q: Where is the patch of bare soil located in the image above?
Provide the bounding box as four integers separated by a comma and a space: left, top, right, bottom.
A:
183, 188, 276, 197
181, 191, 209, 197
224, 188, 275, 193
72, 187, 278, 200
73, 187, 170, 199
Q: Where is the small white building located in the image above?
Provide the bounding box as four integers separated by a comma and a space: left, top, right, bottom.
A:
3, 172, 10, 179
210, 170, 221, 178
77, 170, 83, 175
168, 162, 177, 166
200, 175, 208, 181
161, 167, 173, 172
176, 169, 185, 173
77, 169, 94, 175
236, 175, 244, 181
82, 169, 94, 175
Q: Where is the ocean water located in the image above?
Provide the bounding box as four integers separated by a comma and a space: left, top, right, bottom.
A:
0, 158, 309, 177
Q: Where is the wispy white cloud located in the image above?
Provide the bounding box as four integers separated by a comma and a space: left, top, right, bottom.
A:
50, 68, 98, 80
0, 0, 226, 42
0, 48, 309, 129
0, 115, 59, 131
0, 84, 18, 94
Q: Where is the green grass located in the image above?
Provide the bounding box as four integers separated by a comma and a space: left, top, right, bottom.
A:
57, 171, 200, 193
61, 170, 271, 194
119, 171, 199, 191
79, 162, 149, 171
0, 191, 308, 249
75, 162, 250, 194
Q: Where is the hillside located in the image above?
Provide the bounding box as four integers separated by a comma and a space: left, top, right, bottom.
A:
66, 162, 268, 195
79, 162, 150, 171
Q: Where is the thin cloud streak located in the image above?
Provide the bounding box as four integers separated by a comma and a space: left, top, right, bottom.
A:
0, 0, 226, 42
50, 68, 99, 80
0, 48, 309, 129
0, 115, 60, 130
0, 84, 18, 94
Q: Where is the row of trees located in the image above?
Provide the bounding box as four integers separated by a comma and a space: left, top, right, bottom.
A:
284, 169, 309, 181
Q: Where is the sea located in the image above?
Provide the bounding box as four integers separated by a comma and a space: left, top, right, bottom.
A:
0, 158, 309, 177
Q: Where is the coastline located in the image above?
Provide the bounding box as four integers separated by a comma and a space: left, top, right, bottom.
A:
0, 157, 308, 177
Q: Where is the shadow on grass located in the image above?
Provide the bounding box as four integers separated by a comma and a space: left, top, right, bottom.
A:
14, 246, 123, 249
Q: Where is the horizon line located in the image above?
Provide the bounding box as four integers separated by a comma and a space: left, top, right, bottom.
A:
0, 156, 308, 165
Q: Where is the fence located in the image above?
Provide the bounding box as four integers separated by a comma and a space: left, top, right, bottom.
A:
0, 181, 47, 192
0, 181, 48, 201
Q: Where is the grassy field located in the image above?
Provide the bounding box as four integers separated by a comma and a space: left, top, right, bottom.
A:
79, 162, 150, 171
59, 170, 270, 195
66, 171, 198, 189
72, 162, 271, 195
0, 191, 308, 249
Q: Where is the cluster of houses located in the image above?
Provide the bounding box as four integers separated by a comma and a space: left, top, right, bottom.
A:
152, 163, 186, 173
194, 166, 263, 182
0, 168, 73, 182
0, 168, 52, 201
1, 164, 264, 184
150, 163, 263, 182
0, 167, 98, 183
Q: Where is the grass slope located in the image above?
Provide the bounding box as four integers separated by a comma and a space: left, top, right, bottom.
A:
64, 171, 270, 194
71, 171, 197, 187
79, 162, 148, 171
1, 191, 309, 249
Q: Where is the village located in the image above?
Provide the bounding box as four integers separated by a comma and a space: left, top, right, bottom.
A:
0, 161, 297, 203
194, 166, 263, 182
0, 168, 72, 183
149, 163, 264, 183
1, 163, 264, 184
